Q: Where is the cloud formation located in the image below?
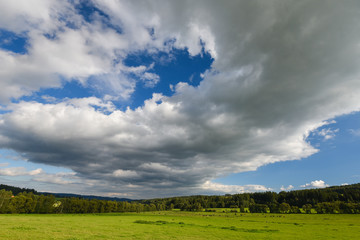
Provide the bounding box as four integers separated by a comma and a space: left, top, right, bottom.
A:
0, 0, 160, 102
1, 1, 360, 197
349, 129, 360, 137
300, 180, 329, 189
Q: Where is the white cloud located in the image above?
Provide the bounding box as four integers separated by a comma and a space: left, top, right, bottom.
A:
0, 25, 136, 102
0, 0, 72, 33
300, 180, 329, 189
316, 128, 339, 140
202, 181, 271, 194
66, 97, 116, 113
113, 169, 139, 178
280, 185, 294, 191
0, 167, 42, 176
140, 72, 160, 88
341, 183, 349, 186
104, 192, 134, 198
29, 168, 43, 175
32, 172, 76, 185
0, 0, 163, 102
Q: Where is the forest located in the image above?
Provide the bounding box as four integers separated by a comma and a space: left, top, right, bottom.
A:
1, 183, 360, 214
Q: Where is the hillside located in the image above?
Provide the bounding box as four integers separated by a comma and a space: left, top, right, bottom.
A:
0, 184, 132, 202
0, 184, 38, 195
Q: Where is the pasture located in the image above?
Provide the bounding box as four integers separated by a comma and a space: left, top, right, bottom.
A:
0, 211, 359, 239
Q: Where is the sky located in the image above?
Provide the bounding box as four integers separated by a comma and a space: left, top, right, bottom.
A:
0, 0, 360, 199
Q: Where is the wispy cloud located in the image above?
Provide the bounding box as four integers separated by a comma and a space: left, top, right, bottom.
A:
280, 185, 294, 191
103, 192, 134, 198
349, 129, 360, 137
0, 167, 42, 176
316, 128, 339, 140
32, 172, 77, 185
0, 165, 77, 186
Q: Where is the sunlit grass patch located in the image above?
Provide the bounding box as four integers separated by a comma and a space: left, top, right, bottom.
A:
0, 212, 359, 239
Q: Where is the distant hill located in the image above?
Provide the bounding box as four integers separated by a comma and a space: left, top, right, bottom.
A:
2, 182, 360, 205
326, 183, 360, 191
39, 192, 133, 202
0, 184, 132, 201
0, 184, 38, 195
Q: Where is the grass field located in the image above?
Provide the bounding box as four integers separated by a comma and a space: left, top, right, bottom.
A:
1, 211, 359, 239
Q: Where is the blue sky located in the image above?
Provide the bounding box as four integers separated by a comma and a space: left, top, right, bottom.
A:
0, 1, 360, 198
216, 112, 360, 189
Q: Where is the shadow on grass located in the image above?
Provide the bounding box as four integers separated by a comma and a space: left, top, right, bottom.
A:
11, 226, 37, 230
134, 220, 279, 233
221, 226, 279, 233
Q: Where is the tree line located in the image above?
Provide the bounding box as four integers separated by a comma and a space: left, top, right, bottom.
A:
1, 183, 360, 214
138, 183, 360, 213
0, 184, 38, 195
0, 190, 161, 214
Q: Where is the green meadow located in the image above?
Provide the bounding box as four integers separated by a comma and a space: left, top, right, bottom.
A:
1, 211, 359, 240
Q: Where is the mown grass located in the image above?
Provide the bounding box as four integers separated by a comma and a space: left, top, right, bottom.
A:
0, 211, 359, 239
